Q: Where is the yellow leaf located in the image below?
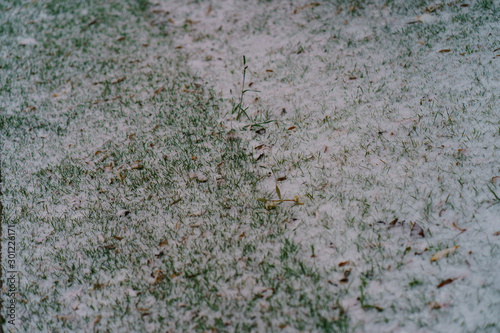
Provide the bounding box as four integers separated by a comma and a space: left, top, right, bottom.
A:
276, 185, 281, 200
430, 246, 459, 262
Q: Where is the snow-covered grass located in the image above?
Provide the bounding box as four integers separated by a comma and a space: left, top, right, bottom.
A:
1, 0, 499, 332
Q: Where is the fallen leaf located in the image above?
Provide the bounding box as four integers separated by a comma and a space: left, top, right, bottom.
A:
348, 76, 357, 80
154, 85, 165, 95
187, 211, 206, 217
265, 69, 274, 73
338, 261, 350, 267
388, 218, 399, 229
130, 160, 143, 170
112, 236, 123, 241
287, 126, 296, 130
428, 302, 441, 310
451, 222, 466, 232
491, 176, 500, 185
276, 176, 287, 182
255, 128, 266, 135
85, 18, 97, 27
110, 76, 126, 84
116, 209, 130, 217
92, 315, 101, 325
238, 232, 245, 239
492, 231, 500, 236
431, 246, 459, 262
116, 36, 125, 41
114, 171, 123, 182
437, 278, 456, 288
410, 222, 425, 238
438, 49, 451, 53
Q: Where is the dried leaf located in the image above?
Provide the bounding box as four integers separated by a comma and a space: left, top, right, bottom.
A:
238, 232, 245, 239
255, 128, 266, 135
276, 185, 282, 200
112, 236, 123, 241
437, 278, 456, 288
92, 315, 101, 325
430, 246, 459, 262
265, 69, 274, 73
451, 222, 466, 232
110, 76, 126, 84
114, 171, 123, 182
257, 198, 267, 203
492, 231, 500, 236
287, 126, 296, 130
276, 176, 287, 182
438, 49, 451, 53
154, 85, 165, 95
130, 160, 143, 170
338, 261, 350, 267
116, 209, 130, 217
187, 211, 206, 217
491, 176, 500, 185
410, 222, 425, 238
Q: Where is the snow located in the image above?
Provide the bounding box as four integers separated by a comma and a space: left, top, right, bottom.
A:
1, 0, 499, 331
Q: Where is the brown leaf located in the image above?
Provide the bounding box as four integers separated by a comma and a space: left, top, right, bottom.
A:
348, 76, 357, 80
154, 85, 165, 95
158, 240, 168, 247
410, 222, 425, 238
112, 236, 123, 241
338, 261, 350, 267
276, 176, 287, 181
437, 278, 456, 288
491, 176, 500, 185
287, 126, 296, 130
492, 231, 500, 236
238, 232, 245, 239
85, 18, 97, 27
451, 222, 466, 232
116, 36, 125, 41
438, 49, 451, 53
92, 315, 101, 325
431, 246, 459, 262
130, 160, 143, 170
265, 69, 274, 73
110, 76, 126, 84
388, 218, 398, 228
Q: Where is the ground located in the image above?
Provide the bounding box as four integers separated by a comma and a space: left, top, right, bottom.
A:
1, 0, 499, 332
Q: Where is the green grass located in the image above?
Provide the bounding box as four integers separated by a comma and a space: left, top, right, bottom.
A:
2, 0, 500, 331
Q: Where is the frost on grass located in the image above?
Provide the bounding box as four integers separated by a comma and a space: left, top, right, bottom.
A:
1, 0, 500, 332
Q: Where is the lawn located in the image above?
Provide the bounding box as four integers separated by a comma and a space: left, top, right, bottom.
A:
1, 0, 499, 331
